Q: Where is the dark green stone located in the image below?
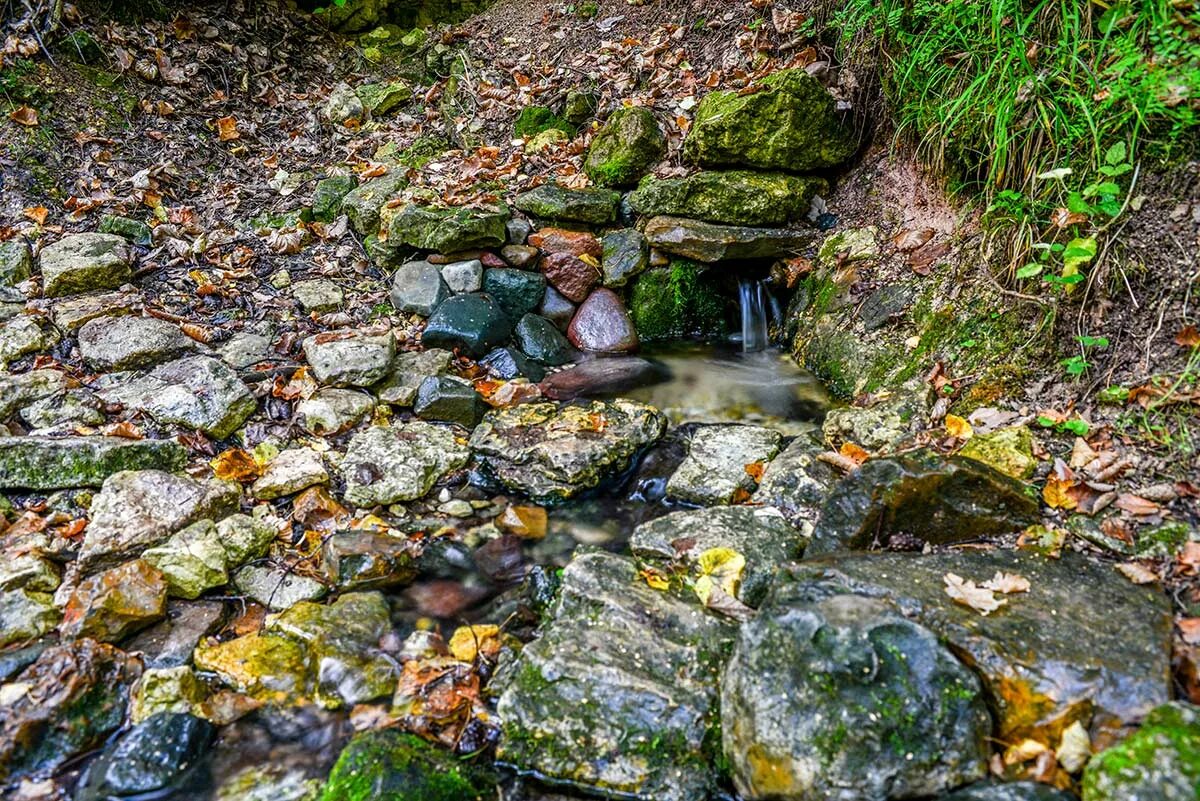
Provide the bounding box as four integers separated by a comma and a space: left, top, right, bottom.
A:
629, 171, 826, 226
76, 713, 213, 801
421, 293, 512, 358
0, 436, 187, 490
413, 375, 485, 428
318, 729, 494, 801
513, 313, 575, 366
584, 107, 665, 188
98, 215, 153, 246
512, 185, 620, 224
481, 268, 546, 320
313, 175, 358, 223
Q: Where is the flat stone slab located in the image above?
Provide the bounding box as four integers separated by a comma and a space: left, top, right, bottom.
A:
39, 233, 133, 298
666, 423, 782, 505
644, 215, 812, 262
77, 315, 194, 370
0, 436, 186, 489
339, 422, 470, 506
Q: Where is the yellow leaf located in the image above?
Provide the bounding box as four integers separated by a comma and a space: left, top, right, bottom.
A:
639, 568, 669, 591
694, 547, 745, 605
448, 624, 501, 663
1042, 475, 1078, 510
579, 252, 600, 270
216, 115, 240, 141
1003, 738, 1050, 765
210, 448, 261, 482
1056, 720, 1091, 773
943, 572, 1006, 616
945, 414, 974, 439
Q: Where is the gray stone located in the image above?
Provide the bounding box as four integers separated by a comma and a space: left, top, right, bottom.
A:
141, 520, 230, 599
77, 315, 194, 370
666, 424, 782, 505
251, 448, 329, 500
0, 316, 60, 365
383, 201, 509, 253
342, 171, 408, 236
233, 564, 327, 610
722, 579, 990, 800
538, 285, 575, 331
0, 553, 61, 593
631, 505, 806, 606
469, 399, 666, 503
324, 82, 365, 125
506, 218, 532, 244
215, 514, 277, 566
340, 422, 470, 506
39, 233, 133, 297
644, 215, 812, 262
822, 378, 933, 452
496, 551, 732, 801
601, 228, 649, 288
512, 185, 621, 224
126, 602, 224, 670
413, 375, 484, 428
292, 279, 344, 313
0, 436, 186, 489
20, 388, 105, 429
297, 388, 375, 435
218, 332, 272, 369
752, 434, 838, 525
439, 259, 484, 293
48, 287, 141, 332
0, 589, 60, 647
390, 260, 451, 316
78, 470, 240, 570
0, 239, 32, 286
373, 348, 453, 406
302, 329, 395, 387
322, 530, 418, 591
0, 368, 71, 419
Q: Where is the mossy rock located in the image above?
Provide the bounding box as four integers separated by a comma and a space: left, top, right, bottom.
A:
684, 68, 855, 171
58, 30, 103, 65
1081, 702, 1200, 800
584, 107, 665, 188
318, 730, 493, 801
629, 171, 826, 226
312, 175, 358, 223
513, 105, 573, 138
629, 260, 727, 341
384, 201, 509, 254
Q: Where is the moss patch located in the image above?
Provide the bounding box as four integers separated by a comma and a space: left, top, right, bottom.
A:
318, 729, 493, 801
513, 105, 573, 138
629, 260, 727, 341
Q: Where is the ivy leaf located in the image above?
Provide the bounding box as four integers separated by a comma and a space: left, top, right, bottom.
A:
693, 547, 745, 605
1104, 142, 1127, 165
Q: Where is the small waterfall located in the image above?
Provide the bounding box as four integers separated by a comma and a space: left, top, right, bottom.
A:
738, 277, 770, 353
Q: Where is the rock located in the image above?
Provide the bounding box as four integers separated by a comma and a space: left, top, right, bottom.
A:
1082, 701, 1199, 800
413, 375, 485, 428
355, 80, 412, 116
495, 505, 547, 539
373, 348, 452, 406
721, 577, 990, 800
822, 379, 933, 452
421, 293, 512, 358
20, 387, 105, 428
313, 0, 386, 32
0, 239, 33, 286
752, 434, 837, 525
97, 355, 257, 439
479, 346, 544, 382
469, 399, 666, 502
0, 315, 60, 365
564, 89, 599, 124
232, 565, 327, 611
129, 665, 207, 722
512, 185, 621, 224
500, 243, 539, 268
0, 589, 59, 647
384, 202, 509, 253
567, 288, 639, 354
303, 329, 395, 387
298, 388, 375, 435
0, 554, 60, 593
79, 470, 240, 570
324, 82, 365, 124
216, 514, 277, 565
539, 356, 666, 400
584, 107, 666, 188
632, 506, 806, 605
819, 226, 880, 264
807, 448, 1040, 556
78, 314, 194, 370
440, 258, 484, 293
644, 215, 812, 262
340, 422, 470, 506
98, 214, 153, 245
126, 601, 224, 670
790, 550, 1173, 746
292, 279, 344, 313
666, 424, 782, 505
0, 368, 71, 419
48, 286, 141, 332
319, 729, 494, 801
514, 104, 573, 138
0, 639, 141, 781
506, 218, 532, 244
514, 313, 574, 365
630, 171, 826, 226
76, 712, 213, 801
529, 227, 602, 302
216, 766, 322, 801
312, 174, 357, 223
217, 332, 271, 369
496, 552, 731, 801
141, 520, 231, 599
685, 68, 855, 171
343, 172, 408, 236
60, 559, 168, 642
958, 426, 1038, 480
267, 592, 397, 707
482, 268, 546, 320
945, 783, 1076, 800
0, 436, 186, 489
193, 632, 309, 704
601, 228, 649, 288
252, 448, 329, 499
323, 530, 419, 591
39, 232, 133, 297
538, 285, 576, 331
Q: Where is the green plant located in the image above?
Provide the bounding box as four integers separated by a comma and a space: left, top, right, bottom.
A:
1037, 415, 1090, 436
1061, 334, 1109, 377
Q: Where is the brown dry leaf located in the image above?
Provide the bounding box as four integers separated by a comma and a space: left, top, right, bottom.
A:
101, 420, 144, 439
1180, 618, 1200, 646
1003, 738, 1050, 765
703, 583, 756, 622
892, 227, 935, 252
1114, 493, 1161, 516
1050, 207, 1088, 227
210, 448, 261, 482
1115, 561, 1159, 585
944, 573, 1007, 615
1043, 475, 1079, 510
9, 105, 39, 126
1178, 542, 1200, 577
215, 115, 240, 141
945, 414, 974, 439
23, 206, 48, 225
1174, 325, 1200, 348
839, 441, 870, 466
1069, 437, 1099, 469
981, 571, 1031, 594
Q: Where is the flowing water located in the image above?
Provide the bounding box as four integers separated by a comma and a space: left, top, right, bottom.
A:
737, 276, 771, 353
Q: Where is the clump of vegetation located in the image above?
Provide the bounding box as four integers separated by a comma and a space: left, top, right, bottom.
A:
513, 105, 574, 138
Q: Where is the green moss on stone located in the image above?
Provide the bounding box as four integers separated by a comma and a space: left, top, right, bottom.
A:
584, 107, 665, 188
513, 105, 573, 138
629, 260, 727, 341
319, 729, 493, 801
1081, 702, 1200, 801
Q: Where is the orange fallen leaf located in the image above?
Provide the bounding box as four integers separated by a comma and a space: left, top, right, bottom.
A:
639, 568, 670, 590
744, 461, 766, 482
215, 115, 240, 141
9, 105, 39, 126
210, 448, 261, 482
1043, 475, 1078, 510
23, 206, 48, 225
1114, 493, 1160, 516
1050, 207, 1088, 227
1179, 618, 1200, 646
1175, 325, 1200, 348
945, 414, 974, 439
839, 441, 870, 465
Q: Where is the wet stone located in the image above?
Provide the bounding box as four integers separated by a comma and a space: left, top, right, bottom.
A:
141, 519, 231, 599
129, 665, 208, 723
59, 559, 168, 642
500, 243, 539, 269
440, 258, 484, 293
807, 448, 1041, 556
601, 228, 649, 288
751, 433, 838, 525
232, 564, 328, 611
958, 425, 1038, 480
421, 293, 513, 358
215, 765, 322, 801
666, 424, 782, 505
323, 530, 419, 591
483, 267, 546, 320
530, 227, 602, 302
0, 553, 61, 593
0, 435, 186, 489
514, 312, 575, 365
496, 551, 732, 801
413, 374, 485, 428
373, 348, 453, 406
19, 387, 104, 429
76, 712, 214, 801
644, 215, 812, 262
513, 184, 621, 224
480, 346, 545, 382
297, 388, 375, 435
340, 421, 470, 506
193, 632, 309, 705
1081, 701, 1200, 800
252, 447, 330, 499
125, 600, 224, 669
0, 589, 60, 648
567, 288, 638, 354
538, 284, 575, 331
39, 232, 133, 298
319, 729, 494, 801
303, 329, 395, 387
945, 782, 1077, 800
78, 314, 194, 370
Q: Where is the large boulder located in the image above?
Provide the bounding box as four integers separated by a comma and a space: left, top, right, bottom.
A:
340, 422, 470, 506
38, 232, 132, 297
807, 449, 1040, 555
342, 171, 408, 236
0, 436, 186, 489
790, 550, 1173, 747
644, 215, 812, 262
495, 552, 733, 801
319, 729, 494, 801
685, 68, 855, 171
384, 201, 509, 253
1081, 701, 1199, 800
630, 171, 826, 226
666, 424, 782, 505
512, 184, 621, 224
469, 399, 666, 503
583, 107, 666, 188
722, 576, 990, 800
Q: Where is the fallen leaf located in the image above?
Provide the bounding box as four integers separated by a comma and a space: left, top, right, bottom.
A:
9, 105, 39, 126
1175, 325, 1200, 348
945, 414, 974, 439
703, 583, 756, 622
23, 206, 48, 225
1179, 618, 1200, 646
694, 547, 745, 605
1055, 720, 1091, 773
1069, 437, 1098, 469
981, 571, 1031, 594
744, 461, 765, 482
944, 573, 1007, 615
447, 624, 502, 663
839, 441, 870, 465
892, 227, 935, 252
1114, 493, 1160, 516
639, 568, 670, 591
1115, 562, 1159, 584
210, 448, 261, 482
1004, 738, 1049, 765
215, 115, 240, 141
1043, 475, 1079, 510
1050, 207, 1088, 227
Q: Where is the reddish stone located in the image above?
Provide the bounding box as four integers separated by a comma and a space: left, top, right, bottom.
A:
480, 251, 507, 268
530, 228, 603, 303
60, 559, 167, 643
567, 289, 639, 354
528, 228, 600, 255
